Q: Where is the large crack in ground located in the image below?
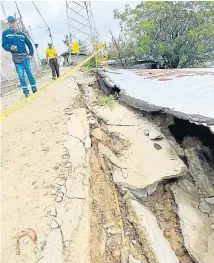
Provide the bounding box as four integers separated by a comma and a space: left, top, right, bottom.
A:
75, 71, 214, 263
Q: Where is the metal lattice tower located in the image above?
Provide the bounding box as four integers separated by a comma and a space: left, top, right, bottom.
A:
66, 1, 98, 52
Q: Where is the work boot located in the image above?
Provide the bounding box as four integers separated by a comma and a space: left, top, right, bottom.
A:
31, 85, 38, 94
24, 93, 29, 98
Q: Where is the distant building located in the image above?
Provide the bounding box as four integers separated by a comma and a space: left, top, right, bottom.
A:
61, 52, 87, 66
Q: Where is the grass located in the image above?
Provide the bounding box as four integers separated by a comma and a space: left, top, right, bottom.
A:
97, 95, 116, 110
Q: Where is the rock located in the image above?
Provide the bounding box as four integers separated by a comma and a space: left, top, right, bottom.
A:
84, 137, 92, 149
92, 128, 103, 140
129, 254, 142, 263
175, 248, 185, 257
98, 143, 126, 169
127, 200, 179, 263
171, 180, 213, 263
107, 227, 121, 235
122, 191, 136, 202
199, 200, 212, 215
211, 225, 214, 230
130, 188, 147, 198
154, 143, 162, 150
55, 196, 63, 203
132, 240, 137, 245
146, 182, 158, 196
51, 189, 57, 195
23, 238, 29, 244
50, 219, 59, 230
184, 148, 214, 197
182, 136, 201, 149
112, 250, 121, 261
149, 128, 163, 140
122, 182, 158, 200
144, 130, 149, 136
65, 162, 71, 168
57, 180, 66, 186
88, 119, 96, 125
205, 197, 214, 205
103, 223, 115, 229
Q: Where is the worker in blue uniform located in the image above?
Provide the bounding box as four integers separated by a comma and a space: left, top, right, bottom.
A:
2, 16, 38, 97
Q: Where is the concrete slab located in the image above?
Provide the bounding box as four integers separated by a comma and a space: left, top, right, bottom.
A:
127, 200, 179, 263
38, 229, 63, 263
171, 180, 213, 263
95, 104, 186, 193
67, 108, 89, 141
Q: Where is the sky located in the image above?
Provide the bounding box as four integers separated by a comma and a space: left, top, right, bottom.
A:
1, 1, 140, 58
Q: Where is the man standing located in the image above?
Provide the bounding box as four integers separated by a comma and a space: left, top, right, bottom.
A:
46, 42, 60, 80
2, 16, 37, 97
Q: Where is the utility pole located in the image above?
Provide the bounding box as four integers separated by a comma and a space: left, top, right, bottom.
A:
29, 25, 42, 71
109, 30, 125, 68
66, 1, 72, 64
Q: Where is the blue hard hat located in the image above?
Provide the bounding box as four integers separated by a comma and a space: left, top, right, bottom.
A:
7, 16, 16, 22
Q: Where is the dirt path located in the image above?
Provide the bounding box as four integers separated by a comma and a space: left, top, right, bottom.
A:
1, 70, 80, 262
1, 67, 70, 112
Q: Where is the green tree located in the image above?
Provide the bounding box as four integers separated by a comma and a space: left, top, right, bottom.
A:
114, 1, 214, 68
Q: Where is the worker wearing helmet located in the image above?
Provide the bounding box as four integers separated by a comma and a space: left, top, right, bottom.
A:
2, 16, 38, 97
46, 42, 60, 80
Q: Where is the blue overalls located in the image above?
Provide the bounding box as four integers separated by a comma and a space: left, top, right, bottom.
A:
2, 28, 37, 95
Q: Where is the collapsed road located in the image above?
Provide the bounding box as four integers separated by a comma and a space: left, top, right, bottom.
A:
97, 68, 214, 131
1, 67, 214, 263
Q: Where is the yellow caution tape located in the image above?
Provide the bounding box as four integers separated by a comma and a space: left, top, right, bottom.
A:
114, 190, 126, 262
1, 46, 105, 121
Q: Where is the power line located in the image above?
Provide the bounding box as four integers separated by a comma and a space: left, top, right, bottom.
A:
32, 1, 48, 27
15, 1, 27, 32
1, 2, 6, 18
32, 1, 54, 45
